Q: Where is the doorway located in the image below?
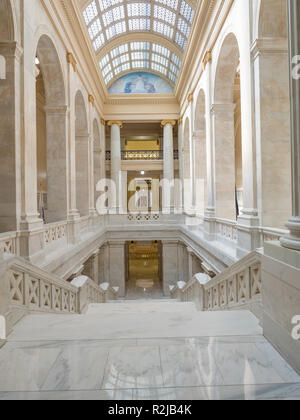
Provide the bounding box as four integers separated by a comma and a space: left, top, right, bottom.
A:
126, 241, 163, 300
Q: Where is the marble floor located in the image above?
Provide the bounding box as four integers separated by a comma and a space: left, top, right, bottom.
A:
0, 301, 300, 400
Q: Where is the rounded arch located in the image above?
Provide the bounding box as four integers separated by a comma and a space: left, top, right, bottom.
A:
194, 89, 207, 216
214, 33, 240, 104
36, 34, 66, 107
258, 0, 287, 38
183, 117, 192, 212
35, 34, 68, 223
213, 32, 241, 220
93, 118, 101, 207
75, 90, 89, 217
0, 0, 15, 41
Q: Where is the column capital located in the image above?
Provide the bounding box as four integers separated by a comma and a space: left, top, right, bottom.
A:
161, 119, 176, 128
101, 118, 106, 126
107, 120, 123, 128
202, 50, 212, 71
88, 94, 95, 107
66, 52, 77, 72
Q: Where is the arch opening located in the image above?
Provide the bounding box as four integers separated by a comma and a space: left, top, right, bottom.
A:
75, 91, 90, 217
214, 33, 243, 220
35, 35, 67, 223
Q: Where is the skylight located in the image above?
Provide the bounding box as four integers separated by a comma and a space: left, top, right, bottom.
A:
82, 0, 196, 87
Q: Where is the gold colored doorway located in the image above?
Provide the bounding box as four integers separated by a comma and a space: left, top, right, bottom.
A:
126, 241, 163, 300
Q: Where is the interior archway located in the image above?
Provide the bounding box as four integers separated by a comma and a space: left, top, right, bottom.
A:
194, 90, 207, 216
214, 33, 242, 220
93, 119, 101, 207
35, 34, 67, 223
0, 1, 17, 232
183, 118, 192, 213
75, 91, 90, 217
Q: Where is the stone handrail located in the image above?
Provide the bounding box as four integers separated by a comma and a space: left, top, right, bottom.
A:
43, 220, 67, 246
0, 255, 119, 340
215, 218, 238, 243
171, 251, 262, 318
0, 232, 17, 255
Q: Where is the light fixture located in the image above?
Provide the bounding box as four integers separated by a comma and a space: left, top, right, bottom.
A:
141, 171, 145, 175
35, 57, 40, 65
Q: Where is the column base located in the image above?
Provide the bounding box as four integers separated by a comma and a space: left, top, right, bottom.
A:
236, 212, 260, 258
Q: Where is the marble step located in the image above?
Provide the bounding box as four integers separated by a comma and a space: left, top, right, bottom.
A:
9, 309, 262, 342
86, 300, 198, 315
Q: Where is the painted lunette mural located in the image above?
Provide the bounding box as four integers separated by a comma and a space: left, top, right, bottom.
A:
108, 72, 173, 94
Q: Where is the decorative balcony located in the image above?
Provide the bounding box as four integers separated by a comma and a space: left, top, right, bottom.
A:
105, 150, 179, 161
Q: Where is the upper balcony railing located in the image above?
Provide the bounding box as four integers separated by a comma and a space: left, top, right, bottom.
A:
105, 150, 179, 161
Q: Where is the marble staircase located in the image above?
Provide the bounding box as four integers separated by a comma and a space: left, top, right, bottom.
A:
0, 299, 300, 400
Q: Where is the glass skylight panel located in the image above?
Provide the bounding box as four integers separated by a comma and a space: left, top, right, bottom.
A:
112, 53, 129, 67
106, 21, 126, 40
102, 6, 125, 27
168, 71, 176, 83
175, 32, 186, 49
83, 1, 98, 25
152, 53, 168, 67
84, 0, 196, 87
127, 3, 151, 17
177, 17, 190, 38
152, 44, 170, 58
154, 6, 176, 26
131, 51, 150, 60
128, 18, 151, 31
102, 63, 112, 76
105, 72, 113, 84
115, 63, 130, 74
132, 61, 149, 69
155, 0, 178, 11
151, 62, 167, 75
170, 63, 179, 76
99, 0, 122, 12
180, 0, 195, 24
153, 21, 174, 39
99, 54, 110, 69
130, 42, 150, 51
171, 53, 181, 67
93, 33, 105, 51
88, 18, 102, 40
110, 44, 128, 58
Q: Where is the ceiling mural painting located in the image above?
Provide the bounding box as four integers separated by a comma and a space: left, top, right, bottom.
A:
81, 0, 196, 90
108, 71, 173, 94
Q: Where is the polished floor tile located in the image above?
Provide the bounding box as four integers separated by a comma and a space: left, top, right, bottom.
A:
102, 346, 164, 390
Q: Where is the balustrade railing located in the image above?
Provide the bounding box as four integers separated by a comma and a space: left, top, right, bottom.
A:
170, 251, 262, 317
0, 257, 119, 337
105, 150, 179, 161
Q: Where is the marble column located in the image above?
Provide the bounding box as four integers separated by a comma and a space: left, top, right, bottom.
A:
44, 106, 68, 223
91, 249, 100, 284
187, 247, 194, 281
109, 241, 125, 297
211, 103, 236, 221
281, 0, 300, 251
99, 243, 109, 284
108, 121, 122, 213
0, 42, 22, 233
193, 130, 206, 217
162, 240, 179, 295
177, 118, 184, 213
162, 120, 176, 213
76, 135, 90, 216
203, 55, 217, 236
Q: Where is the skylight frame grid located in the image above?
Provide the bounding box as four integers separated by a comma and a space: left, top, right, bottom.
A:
83, 0, 197, 87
